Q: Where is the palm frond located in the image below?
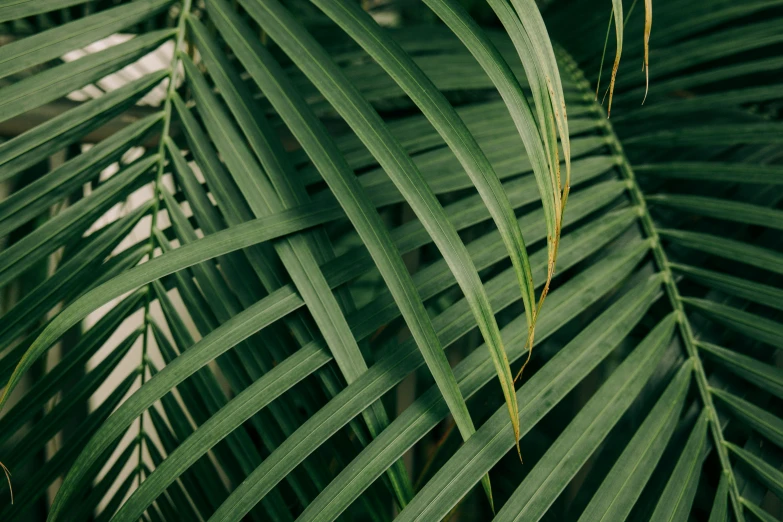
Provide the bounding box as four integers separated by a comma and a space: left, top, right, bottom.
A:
0, 0, 780, 521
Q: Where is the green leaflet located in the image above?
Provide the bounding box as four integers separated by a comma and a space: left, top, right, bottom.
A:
64, 440, 140, 522
4, 331, 139, 469
163, 137, 266, 305
144, 391, 231, 518
140, 433, 201, 522
625, 123, 783, 146
726, 443, 783, 500
650, 410, 710, 522
0, 291, 145, 445
0, 30, 174, 123
712, 389, 783, 449
698, 341, 783, 399
482, 0, 563, 255
0, 70, 167, 184
579, 361, 692, 522
156, 179, 335, 505
149, 357, 291, 522
621, 0, 783, 51
347, 182, 628, 344
671, 263, 783, 311
659, 229, 783, 275
0, 0, 85, 23
708, 475, 729, 522
634, 162, 783, 184
742, 499, 778, 522
0, 370, 138, 521
209, 241, 654, 522
627, 53, 783, 101
0, 0, 172, 80
0, 201, 151, 346
171, 91, 337, 294
181, 45, 391, 454
685, 299, 783, 350
615, 84, 783, 121
0, 112, 160, 238
648, 194, 783, 230
615, 18, 783, 91
0, 153, 158, 289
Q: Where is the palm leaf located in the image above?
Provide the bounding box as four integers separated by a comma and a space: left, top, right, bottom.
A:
0, 1, 781, 521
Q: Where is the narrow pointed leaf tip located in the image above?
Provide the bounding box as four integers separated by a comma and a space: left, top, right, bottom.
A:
642, 0, 652, 104
607, 0, 624, 117
0, 462, 11, 504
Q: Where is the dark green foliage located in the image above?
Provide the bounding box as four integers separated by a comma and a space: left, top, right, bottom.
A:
0, 1, 780, 520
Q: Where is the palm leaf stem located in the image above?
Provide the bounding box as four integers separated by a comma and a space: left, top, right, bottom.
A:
138, 0, 193, 485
